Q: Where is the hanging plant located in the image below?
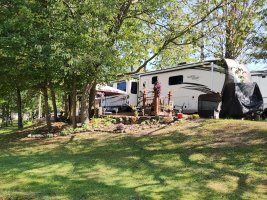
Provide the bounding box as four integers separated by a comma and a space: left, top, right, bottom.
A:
154, 81, 161, 96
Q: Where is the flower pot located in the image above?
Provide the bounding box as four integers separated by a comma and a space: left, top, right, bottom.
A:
177, 113, 183, 119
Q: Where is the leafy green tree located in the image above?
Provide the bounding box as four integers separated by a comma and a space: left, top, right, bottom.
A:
249, 7, 267, 62
0, 0, 34, 128
203, 0, 266, 60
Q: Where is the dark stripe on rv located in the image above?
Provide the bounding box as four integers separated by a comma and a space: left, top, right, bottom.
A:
140, 82, 215, 95
181, 82, 215, 94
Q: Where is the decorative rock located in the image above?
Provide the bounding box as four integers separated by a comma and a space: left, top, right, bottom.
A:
46, 133, 54, 138
114, 129, 124, 133
32, 134, 43, 138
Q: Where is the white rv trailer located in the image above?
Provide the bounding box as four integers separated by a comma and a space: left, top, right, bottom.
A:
102, 59, 252, 114
138, 59, 251, 113
100, 80, 138, 112
251, 69, 267, 118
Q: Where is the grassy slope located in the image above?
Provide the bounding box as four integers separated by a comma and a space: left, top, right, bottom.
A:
0, 119, 266, 200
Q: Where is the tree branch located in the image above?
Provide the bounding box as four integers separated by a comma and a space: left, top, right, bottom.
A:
108, 0, 132, 35
118, 1, 227, 77
131, 16, 172, 31
62, 0, 75, 19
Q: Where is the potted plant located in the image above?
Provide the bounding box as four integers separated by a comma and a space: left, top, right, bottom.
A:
163, 105, 173, 117
130, 105, 139, 117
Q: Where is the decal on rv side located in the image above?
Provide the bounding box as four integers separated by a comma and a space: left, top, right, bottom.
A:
181, 82, 214, 94
187, 75, 200, 80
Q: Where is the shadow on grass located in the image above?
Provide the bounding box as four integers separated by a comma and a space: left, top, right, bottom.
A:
0, 125, 33, 144
0, 121, 266, 199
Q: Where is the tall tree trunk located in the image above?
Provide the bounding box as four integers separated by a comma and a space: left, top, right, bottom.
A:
0, 106, 3, 128
225, 24, 233, 58
43, 86, 51, 131
224, 0, 237, 59
88, 82, 97, 119
68, 94, 72, 120
38, 93, 42, 118
64, 93, 69, 119
80, 83, 93, 124
71, 79, 77, 129
9, 108, 13, 125
2, 104, 6, 127
49, 81, 58, 122
6, 103, 10, 126
16, 88, 23, 129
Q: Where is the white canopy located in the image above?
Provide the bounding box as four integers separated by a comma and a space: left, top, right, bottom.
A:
96, 85, 127, 96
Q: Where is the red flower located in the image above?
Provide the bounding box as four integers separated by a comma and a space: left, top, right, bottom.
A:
154, 81, 161, 96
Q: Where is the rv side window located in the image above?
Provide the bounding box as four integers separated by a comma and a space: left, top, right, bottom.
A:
117, 81, 126, 91
152, 76, 158, 84
108, 83, 113, 87
169, 75, 183, 85
131, 82, 137, 94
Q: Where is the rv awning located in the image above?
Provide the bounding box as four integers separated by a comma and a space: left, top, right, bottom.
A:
96, 85, 127, 96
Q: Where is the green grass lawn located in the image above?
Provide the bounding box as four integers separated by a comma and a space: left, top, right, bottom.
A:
0, 119, 266, 200
0, 120, 33, 135
0, 122, 19, 135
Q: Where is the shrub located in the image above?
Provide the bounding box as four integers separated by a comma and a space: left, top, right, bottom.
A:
162, 117, 174, 124
129, 104, 137, 112
60, 124, 95, 135
60, 128, 75, 136
123, 117, 130, 124
103, 117, 116, 126
134, 111, 139, 117
89, 117, 116, 128
154, 116, 160, 121
23, 120, 33, 126
117, 117, 123, 123
74, 127, 84, 133
140, 121, 147, 125
131, 116, 138, 124
115, 123, 125, 131
192, 114, 200, 119
82, 124, 91, 131
106, 117, 116, 124
90, 118, 100, 128
151, 119, 158, 125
